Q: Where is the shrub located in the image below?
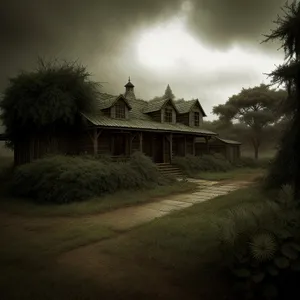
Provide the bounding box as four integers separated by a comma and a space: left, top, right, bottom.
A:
173, 154, 233, 176
10, 153, 171, 204
234, 157, 271, 169
217, 185, 300, 299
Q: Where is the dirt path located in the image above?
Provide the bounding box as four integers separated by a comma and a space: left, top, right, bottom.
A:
56, 178, 251, 299
86, 179, 251, 231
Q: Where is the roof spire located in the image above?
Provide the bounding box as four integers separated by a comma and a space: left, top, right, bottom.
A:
124, 77, 135, 100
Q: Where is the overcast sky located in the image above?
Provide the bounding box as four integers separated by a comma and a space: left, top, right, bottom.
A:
0, 0, 288, 119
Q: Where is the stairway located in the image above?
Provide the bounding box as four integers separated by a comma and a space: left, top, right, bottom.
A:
156, 163, 184, 178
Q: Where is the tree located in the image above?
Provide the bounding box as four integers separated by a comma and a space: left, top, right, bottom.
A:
163, 84, 175, 100
263, 1, 300, 198
212, 84, 286, 159
0, 59, 100, 149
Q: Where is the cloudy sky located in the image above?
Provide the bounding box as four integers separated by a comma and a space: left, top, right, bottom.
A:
1, 0, 287, 119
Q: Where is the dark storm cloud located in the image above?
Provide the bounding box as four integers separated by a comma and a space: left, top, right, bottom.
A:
187, 0, 286, 50
0, 0, 288, 92
0, 0, 182, 88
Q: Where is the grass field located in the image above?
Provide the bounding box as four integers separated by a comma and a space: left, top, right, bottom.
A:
0, 180, 198, 217
0, 164, 264, 299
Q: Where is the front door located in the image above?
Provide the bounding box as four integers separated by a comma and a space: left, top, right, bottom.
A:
113, 134, 127, 156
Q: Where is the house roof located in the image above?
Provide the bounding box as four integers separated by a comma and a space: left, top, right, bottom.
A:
195, 136, 241, 145
217, 137, 242, 145
124, 81, 134, 88
82, 113, 216, 136
175, 99, 207, 116
143, 97, 179, 113
96, 93, 132, 110
82, 97, 216, 136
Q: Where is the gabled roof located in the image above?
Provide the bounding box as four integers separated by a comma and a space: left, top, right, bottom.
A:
82, 97, 217, 136
175, 99, 207, 117
96, 93, 132, 110
143, 97, 179, 113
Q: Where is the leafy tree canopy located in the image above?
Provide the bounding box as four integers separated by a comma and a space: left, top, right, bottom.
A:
0, 59, 101, 145
212, 84, 287, 159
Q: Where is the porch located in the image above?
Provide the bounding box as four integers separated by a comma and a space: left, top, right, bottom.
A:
84, 128, 212, 164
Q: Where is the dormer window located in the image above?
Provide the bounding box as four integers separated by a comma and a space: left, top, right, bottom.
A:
164, 108, 173, 123
115, 102, 126, 119
194, 112, 200, 126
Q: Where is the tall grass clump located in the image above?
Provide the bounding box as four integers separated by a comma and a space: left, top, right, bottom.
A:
10, 152, 172, 204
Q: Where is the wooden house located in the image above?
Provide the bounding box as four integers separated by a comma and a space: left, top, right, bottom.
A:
5, 79, 241, 165
195, 136, 241, 163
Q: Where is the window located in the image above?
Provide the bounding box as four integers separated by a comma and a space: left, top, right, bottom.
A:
164, 108, 173, 123
194, 112, 200, 126
115, 101, 126, 119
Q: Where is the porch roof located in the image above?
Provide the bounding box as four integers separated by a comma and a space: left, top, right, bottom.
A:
82, 113, 217, 136
217, 138, 242, 145
195, 136, 241, 144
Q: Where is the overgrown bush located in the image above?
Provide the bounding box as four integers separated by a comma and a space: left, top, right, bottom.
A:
234, 157, 271, 169
10, 152, 172, 204
217, 185, 300, 299
173, 154, 233, 176
173, 154, 269, 177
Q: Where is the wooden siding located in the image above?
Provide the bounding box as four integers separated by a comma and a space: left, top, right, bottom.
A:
148, 111, 162, 122
14, 133, 80, 166
189, 108, 204, 127
186, 137, 193, 154
177, 113, 189, 126
131, 133, 141, 152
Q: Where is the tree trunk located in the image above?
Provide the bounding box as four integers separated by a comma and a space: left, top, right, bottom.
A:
251, 136, 260, 160
254, 145, 259, 160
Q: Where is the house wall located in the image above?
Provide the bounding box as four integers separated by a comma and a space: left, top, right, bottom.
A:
186, 136, 194, 155
177, 113, 189, 126
14, 132, 80, 166
148, 111, 162, 122
189, 107, 204, 127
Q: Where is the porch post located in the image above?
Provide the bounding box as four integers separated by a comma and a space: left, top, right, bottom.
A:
193, 137, 196, 156
163, 135, 166, 163
139, 132, 143, 152
169, 133, 173, 163
184, 136, 187, 156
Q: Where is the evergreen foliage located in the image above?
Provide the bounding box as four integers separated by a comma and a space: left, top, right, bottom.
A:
263, 1, 300, 195
163, 84, 175, 99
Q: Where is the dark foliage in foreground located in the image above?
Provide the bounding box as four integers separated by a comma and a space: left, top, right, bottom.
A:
10, 152, 173, 204
218, 185, 300, 299
263, 0, 300, 197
